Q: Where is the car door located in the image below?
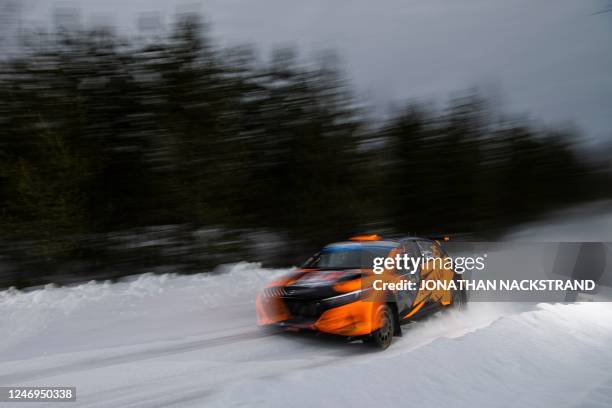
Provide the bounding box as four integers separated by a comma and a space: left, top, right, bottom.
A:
416, 239, 453, 305
394, 241, 421, 315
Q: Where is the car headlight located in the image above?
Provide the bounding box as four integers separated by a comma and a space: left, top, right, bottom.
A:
321, 289, 368, 307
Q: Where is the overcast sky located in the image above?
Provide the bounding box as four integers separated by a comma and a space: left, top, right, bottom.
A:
14, 0, 612, 144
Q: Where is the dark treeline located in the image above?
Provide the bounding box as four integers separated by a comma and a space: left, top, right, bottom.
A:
0, 15, 609, 286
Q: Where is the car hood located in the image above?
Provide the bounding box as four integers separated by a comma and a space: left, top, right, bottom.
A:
282, 269, 364, 299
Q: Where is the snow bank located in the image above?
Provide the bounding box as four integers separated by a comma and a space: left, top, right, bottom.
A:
0, 262, 290, 360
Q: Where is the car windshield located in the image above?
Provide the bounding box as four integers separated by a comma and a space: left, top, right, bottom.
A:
302, 245, 393, 269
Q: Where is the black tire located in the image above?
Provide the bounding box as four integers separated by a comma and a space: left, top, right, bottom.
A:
366, 304, 395, 350
451, 282, 468, 310
259, 324, 284, 335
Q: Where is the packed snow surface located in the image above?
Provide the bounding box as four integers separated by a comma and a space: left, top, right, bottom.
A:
1, 263, 611, 407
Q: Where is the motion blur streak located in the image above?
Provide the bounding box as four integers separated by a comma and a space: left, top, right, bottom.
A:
0, 9, 610, 288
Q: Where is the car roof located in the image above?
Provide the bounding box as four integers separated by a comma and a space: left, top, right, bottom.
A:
324, 236, 436, 248
325, 240, 401, 249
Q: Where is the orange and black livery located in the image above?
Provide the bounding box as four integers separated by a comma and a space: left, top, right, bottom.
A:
256, 235, 467, 349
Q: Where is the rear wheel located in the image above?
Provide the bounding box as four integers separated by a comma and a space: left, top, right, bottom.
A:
451, 279, 468, 309
366, 304, 395, 350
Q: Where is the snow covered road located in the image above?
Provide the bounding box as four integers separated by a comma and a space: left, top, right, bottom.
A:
1, 263, 611, 408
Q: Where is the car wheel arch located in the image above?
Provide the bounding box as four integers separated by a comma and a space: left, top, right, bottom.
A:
380, 293, 402, 337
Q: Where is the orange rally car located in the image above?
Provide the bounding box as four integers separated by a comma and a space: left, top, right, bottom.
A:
256, 235, 467, 349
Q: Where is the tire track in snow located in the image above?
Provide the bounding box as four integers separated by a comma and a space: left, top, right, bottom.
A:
0, 328, 270, 385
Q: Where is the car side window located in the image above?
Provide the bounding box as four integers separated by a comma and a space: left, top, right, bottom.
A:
400, 241, 420, 275
433, 241, 448, 257
417, 240, 434, 258
402, 241, 419, 258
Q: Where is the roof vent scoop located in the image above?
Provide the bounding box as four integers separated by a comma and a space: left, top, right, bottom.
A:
349, 234, 382, 242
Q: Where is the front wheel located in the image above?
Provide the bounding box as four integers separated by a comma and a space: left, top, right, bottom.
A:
451, 280, 468, 310
366, 304, 395, 350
